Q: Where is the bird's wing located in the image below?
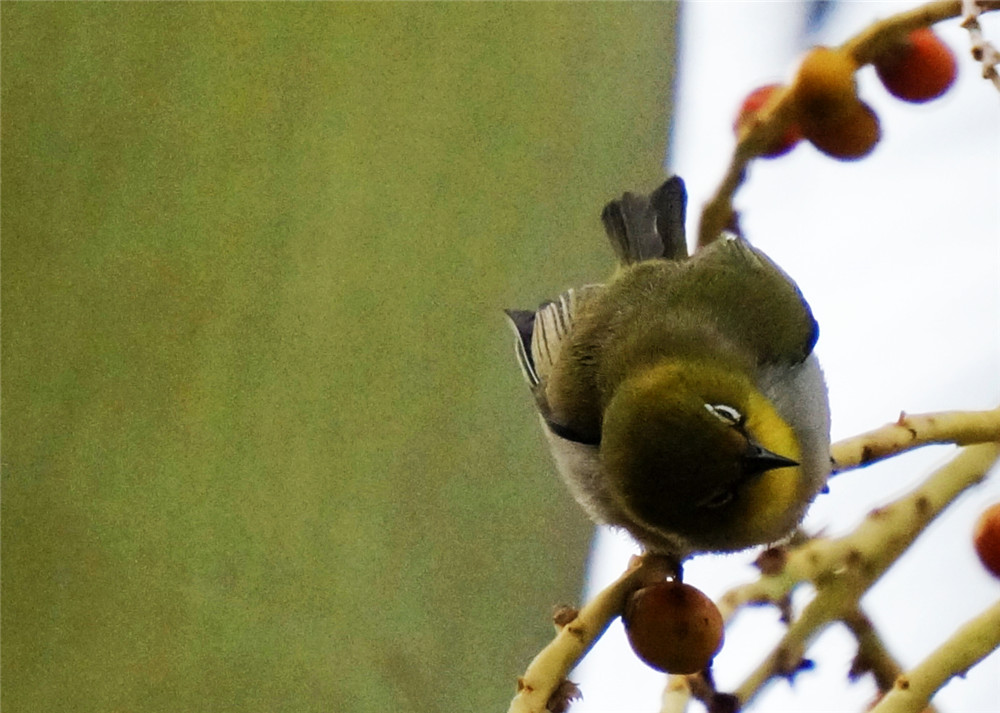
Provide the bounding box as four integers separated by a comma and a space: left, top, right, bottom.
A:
505, 284, 603, 394
699, 236, 820, 363
601, 176, 688, 264
504, 308, 541, 387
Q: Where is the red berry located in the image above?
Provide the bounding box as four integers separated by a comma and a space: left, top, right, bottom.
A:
973, 502, 1000, 579
801, 99, 881, 160
623, 581, 724, 674
734, 84, 802, 158
874, 28, 957, 103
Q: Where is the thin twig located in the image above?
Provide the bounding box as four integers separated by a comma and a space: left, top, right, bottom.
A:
842, 608, 945, 713
842, 608, 907, 693
962, 0, 1000, 90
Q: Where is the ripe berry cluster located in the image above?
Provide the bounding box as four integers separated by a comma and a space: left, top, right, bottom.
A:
734, 28, 957, 161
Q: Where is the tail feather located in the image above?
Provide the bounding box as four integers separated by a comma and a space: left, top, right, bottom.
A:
601, 176, 688, 263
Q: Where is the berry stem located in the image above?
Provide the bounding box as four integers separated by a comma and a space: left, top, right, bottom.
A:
842, 0, 984, 64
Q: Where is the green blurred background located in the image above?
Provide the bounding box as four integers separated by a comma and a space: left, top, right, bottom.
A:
2, 3, 676, 710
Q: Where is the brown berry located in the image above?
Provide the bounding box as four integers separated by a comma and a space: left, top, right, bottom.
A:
973, 502, 1000, 579
792, 46, 859, 120
623, 581, 724, 674
874, 28, 957, 103
734, 84, 802, 158
801, 99, 881, 160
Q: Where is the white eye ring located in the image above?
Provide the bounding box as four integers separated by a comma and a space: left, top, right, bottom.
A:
706, 403, 742, 426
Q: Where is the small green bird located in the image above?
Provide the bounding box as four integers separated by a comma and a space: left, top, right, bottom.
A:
506, 177, 830, 557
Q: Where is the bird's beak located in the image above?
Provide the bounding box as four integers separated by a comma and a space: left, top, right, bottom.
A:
743, 438, 799, 474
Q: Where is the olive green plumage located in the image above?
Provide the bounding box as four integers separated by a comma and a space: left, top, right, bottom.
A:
507, 177, 830, 556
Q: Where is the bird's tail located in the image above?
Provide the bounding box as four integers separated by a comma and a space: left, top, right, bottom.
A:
600, 176, 688, 264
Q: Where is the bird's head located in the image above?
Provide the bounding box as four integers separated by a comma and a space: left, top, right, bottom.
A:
601, 361, 808, 551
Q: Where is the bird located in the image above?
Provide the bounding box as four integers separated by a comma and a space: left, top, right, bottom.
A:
505, 176, 830, 557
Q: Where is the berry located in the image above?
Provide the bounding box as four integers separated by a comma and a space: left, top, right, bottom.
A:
874, 28, 957, 103
790, 46, 880, 160
792, 47, 859, 120
734, 84, 802, 158
801, 99, 881, 160
623, 581, 724, 674
973, 502, 1000, 579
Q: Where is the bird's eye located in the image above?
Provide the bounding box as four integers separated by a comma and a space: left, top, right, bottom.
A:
705, 403, 743, 426
699, 488, 735, 509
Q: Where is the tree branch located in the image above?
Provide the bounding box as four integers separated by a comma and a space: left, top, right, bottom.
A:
869, 598, 1000, 713
729, 443, 1000, 708
507, 555, 677, 713
830, 407, 1000, 474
